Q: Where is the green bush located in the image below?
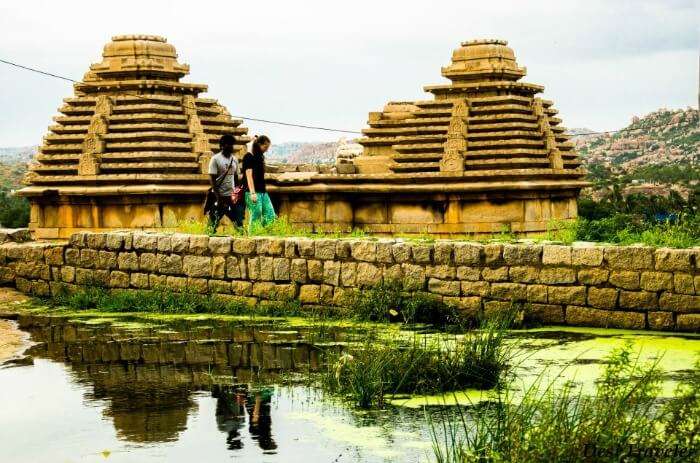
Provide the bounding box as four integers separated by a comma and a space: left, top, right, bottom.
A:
0, 189, 30, 228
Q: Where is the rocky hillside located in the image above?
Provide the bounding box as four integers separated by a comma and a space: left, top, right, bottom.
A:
0, 146, 35, 190
573, 107, 699, 187
266, 141, 338, 164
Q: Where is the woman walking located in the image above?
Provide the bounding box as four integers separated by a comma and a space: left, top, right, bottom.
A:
243, 135, 276, 227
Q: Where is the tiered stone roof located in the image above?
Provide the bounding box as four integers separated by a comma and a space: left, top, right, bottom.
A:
350, 39, 584, 188
21, 35, 249, 196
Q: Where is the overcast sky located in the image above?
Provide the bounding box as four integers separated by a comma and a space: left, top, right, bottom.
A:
0, 0, 697, 146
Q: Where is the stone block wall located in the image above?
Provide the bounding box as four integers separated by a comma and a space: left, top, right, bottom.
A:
1, 231, 699, 332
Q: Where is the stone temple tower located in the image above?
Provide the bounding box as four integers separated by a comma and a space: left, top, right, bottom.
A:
20, 35, 249, 239
269, 39, 587, 236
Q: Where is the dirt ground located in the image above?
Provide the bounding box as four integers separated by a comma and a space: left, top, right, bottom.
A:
0, 287, 30, 363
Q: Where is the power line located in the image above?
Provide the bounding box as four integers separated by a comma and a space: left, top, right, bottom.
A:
0, 57, 695, 138
0, 57, 362, 135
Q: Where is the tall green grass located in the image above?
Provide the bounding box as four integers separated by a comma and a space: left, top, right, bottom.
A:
322, 314, 513, 408
547, 216, 700, 248
177, 216, 367, 239
430, 346, 700, 462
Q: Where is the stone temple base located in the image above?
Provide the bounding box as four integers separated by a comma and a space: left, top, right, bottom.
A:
274, 190, 578, 237
27, 194, 215, 239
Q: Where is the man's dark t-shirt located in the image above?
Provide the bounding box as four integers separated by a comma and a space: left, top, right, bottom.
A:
242, 152, 266, 193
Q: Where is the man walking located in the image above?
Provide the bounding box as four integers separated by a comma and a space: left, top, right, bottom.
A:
207, 134, 244, 233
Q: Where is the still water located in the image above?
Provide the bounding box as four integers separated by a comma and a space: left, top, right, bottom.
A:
0, 313, 698, 462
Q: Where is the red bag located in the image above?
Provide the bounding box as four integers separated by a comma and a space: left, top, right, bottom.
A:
231, 186, 244, 205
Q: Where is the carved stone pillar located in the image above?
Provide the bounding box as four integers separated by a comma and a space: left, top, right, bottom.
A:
183, 95, 212, 174
533, 98, 564, 170
78, 95, 111, 176
440, 100, 468, 173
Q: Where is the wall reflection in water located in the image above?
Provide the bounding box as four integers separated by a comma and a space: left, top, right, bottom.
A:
18, 314, 349, 454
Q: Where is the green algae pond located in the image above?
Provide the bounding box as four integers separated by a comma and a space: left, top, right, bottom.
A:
0, 298, 699, 462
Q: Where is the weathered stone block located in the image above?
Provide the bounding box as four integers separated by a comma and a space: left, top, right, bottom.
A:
676, 314, 700, 332
157, 235, 172, 253
231, 280, 253, 296
86, 233, 106, 249
208, 279, 230, 294
376, 240, 394, 264
253, 282, 275, 298
539, 267, 576, 285
130, 273, 149, 289
401, 264, 425, 290
273, 258, 291, 281
587, 287, 618, 309
356, 262, 382, 287
187, 278, 209, 293
297, 238, 315, 258
482, 266, 509, 282
158, 254, 183, 275
454, 242, 482, 266
170, 234, 190, 253
208, 236, 232, 254
189, 235, 210, 255
274, 283, 297, 300
383, 264, 403, 284
211, 256, 226, 279
320, 284, 334, 305
503, 244, 541, 266
339, 262, 356, 286
648, 311, 674, 331
619, 291, 657, 310
604, 246, 653, 270
79, 249, 98, 268
109, 271, 130, 288
527, 284, 548, 303
139, 253, 157, 272
483, 300, 515, 318
65, 248, 80, 266
335, 240, 351, 259
150, 274, 167, 288
133, 232, 158, 251
69, 232, 87, 248
95, 251, 117, 270
566, 306, 645, 329
117, 252, 139, 271
60, 266, 75, 283
461, 281, 490, 297
509, 266, 539, 283
433, 241, 454, 264
674, 273, 695, 295
548, 286, 586, 305
267, 238, 285, 256
655, 248, 692, 272
284, 238, 298, 258
32, 280, 50, 296
483, 243, 503, 265
428, 278, 460, 296
299, 284, 320, 304
307, 259, 323, 282
542, 245, 572, 266
232, 237, 256, 255
259, 256, 274, 281
322, 260, 340, 286
571, 245, 604, 267
226, 256, 242, 279
659, 293, 700, 313
183, 255, 211, 277
44, 246, 64, 266
426, 265, 456, 280
526, 304, 564, 324
291, 259, 308, 283
247, 257, 260, 280
609, 271, 640, 290
314, 239, 336, 260
490, 282, 527, 301
456, 266, 480, 281
391, 242, 412, 263
351, 241, 377, 262
411, 244, 433, 264
578, 268, 609, 286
